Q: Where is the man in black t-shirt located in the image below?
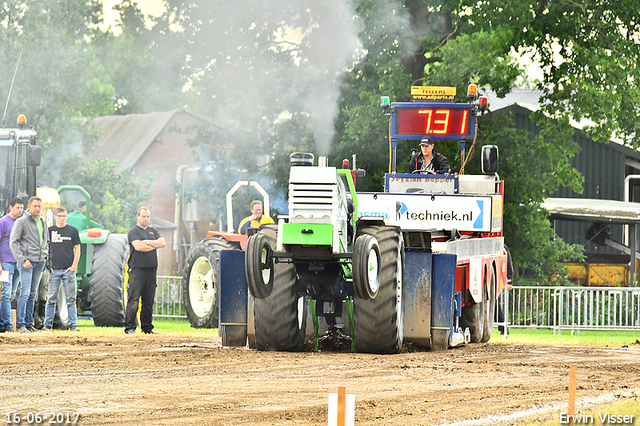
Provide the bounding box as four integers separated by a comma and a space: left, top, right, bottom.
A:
43, 206, 81, 331
124, 207, 165, 334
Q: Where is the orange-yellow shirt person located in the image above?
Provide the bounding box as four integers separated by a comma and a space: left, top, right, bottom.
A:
238, 200, 274, 235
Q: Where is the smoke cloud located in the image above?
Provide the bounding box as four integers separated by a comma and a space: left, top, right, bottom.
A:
181, 0, 363, 158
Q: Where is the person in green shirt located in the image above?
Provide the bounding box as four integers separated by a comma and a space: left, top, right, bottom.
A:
66, 200, 104, 232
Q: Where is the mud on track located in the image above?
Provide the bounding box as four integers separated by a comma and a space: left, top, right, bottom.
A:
1, 332, 639, 425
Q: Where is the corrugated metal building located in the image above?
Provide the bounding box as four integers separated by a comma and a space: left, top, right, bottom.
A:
486, 89, 640, 256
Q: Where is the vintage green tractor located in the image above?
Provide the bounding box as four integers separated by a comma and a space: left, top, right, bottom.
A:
39, 185, 129, 327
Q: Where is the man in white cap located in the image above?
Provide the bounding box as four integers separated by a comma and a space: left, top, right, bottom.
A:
408, 137, 451, 174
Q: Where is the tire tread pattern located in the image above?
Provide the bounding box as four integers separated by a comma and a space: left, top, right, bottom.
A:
353, 226, 404, 354
90, 234, 129, 327
253, 225, 305, 351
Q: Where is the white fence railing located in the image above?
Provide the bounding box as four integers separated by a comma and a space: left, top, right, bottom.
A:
153, 276, 187, 318
498, 285, 640, 333
152, 277, 640, 330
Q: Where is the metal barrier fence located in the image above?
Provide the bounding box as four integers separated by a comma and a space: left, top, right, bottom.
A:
153, 276, 187, 318
151, 277, 640, 331
498, 285, 640, 333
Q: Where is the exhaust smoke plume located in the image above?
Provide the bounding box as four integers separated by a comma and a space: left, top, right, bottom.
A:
182, 0, 362, 158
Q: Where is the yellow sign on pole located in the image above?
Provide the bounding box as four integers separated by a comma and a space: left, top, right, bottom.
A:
411, 86, 456, 101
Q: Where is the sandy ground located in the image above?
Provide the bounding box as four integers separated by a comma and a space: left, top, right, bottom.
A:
1, 332, 639, 426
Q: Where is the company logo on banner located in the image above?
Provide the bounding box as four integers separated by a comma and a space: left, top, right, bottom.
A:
395, 202, 408, 220
357, 193, 491, 232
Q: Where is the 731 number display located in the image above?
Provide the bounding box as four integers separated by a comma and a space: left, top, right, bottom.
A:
395, 106, 472, 138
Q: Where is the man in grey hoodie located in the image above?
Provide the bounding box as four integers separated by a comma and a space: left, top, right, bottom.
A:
10, 196, 48, 333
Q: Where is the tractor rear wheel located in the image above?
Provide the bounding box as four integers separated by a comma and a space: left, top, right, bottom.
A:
253, 225, 306, 351
481, 266, 497, 343
183, 237, 239, 328
460, 279, 486, 343
90, 234, 129, 327
353, 226, 404, 354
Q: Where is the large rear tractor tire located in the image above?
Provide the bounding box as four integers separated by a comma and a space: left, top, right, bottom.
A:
90, 234, 129, 327
481, 266, 497, 343
253, 225, 306, 351
352, 226, 404, 354
183, 237, 239, 328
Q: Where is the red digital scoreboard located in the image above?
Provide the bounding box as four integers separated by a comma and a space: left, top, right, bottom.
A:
392, 104, 475, 140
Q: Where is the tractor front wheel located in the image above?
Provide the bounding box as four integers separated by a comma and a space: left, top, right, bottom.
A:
352, 234, 381, 300
246, 232, 274, 299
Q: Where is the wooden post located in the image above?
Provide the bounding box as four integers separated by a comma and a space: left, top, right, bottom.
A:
568, 364, 577, 426
337, 386, 346, 426
328, 386, 354, 426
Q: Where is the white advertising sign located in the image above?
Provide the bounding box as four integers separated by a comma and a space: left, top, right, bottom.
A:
356, 192, 492, 232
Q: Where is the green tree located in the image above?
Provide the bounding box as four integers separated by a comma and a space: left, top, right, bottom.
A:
450, 0, 640, 147
472, 111, 585, 282
0, 0, 114, 148
92, 1, 187, 115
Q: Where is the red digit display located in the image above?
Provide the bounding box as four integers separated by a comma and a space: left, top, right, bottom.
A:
396, 107, 471, 136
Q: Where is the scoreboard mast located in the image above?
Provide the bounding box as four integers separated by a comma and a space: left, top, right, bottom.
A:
381, 85, 488, 173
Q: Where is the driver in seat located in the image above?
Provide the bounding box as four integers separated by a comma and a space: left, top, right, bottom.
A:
408, 137, 450, 174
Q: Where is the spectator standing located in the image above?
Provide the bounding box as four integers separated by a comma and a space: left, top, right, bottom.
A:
43, 206, 80, 332
10, 196, 48, 333
237, 200, 274, 235
0, 197, 24, 332
125, 207, 165, 334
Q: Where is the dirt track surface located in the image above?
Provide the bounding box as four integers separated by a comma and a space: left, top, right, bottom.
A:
1, 332, 639, 426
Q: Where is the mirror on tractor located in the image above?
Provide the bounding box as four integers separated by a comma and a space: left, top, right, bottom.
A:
27, 144, 41, 167
481, 145, 498, 175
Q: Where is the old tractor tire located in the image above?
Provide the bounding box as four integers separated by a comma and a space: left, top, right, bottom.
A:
90, 234, 129, 327
352, 234, 380, 300
353, 226, 404, 354
481, 266, 497, 343
183, 237, 239, 329
253, 225, 306, 351
246, 232, 274, 299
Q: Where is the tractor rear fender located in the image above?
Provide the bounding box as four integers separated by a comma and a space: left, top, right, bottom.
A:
207, 231, 247, 250
79, 228, 110, 245
355, 218, 385, 234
